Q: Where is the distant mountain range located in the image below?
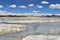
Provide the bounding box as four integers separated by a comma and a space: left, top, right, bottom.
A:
0, 14, 60, 17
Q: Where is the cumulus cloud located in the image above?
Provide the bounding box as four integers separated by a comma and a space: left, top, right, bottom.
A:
28, 4, 34, 7
0, 10, 7, 15
0, 10, 28, 15
37, 5, 43, 8
0, 5, 3, 8
41, 1, 49, 4
49, 4, 60, 9
32, 10, 40, 13
9, 4, 16, 8
23, 10, 40, 15
19, 5, 27, 8
0, 10, 16, 15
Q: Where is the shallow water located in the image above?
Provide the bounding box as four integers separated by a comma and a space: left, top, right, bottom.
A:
0, 22, 60, 40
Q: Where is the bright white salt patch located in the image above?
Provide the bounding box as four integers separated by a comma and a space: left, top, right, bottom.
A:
23, 35, 60, 40
50, 20, 55, 22
0, 24, 26, 34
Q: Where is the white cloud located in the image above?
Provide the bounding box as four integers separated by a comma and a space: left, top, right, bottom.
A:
41, 1, 49, 4
9, 4, 16, 8
37, 5, 43, 8
28, 4, 34, 7
19, 5, 27, 8
23, 10, 40, 16
49, 4, 60, 9
0, 5, 3, 8
0, 10, 19, 15
32, 10, 40, 13
0, 10, 16, 15
0, 10, 7, 15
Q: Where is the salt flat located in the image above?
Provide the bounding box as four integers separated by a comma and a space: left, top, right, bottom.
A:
23, 35, 60, 40
0, 17, 60, 40
0, 17, 60, 23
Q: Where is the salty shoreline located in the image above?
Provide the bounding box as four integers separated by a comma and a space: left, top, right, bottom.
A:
0, 16, 60, 40
0, 17, 60, 23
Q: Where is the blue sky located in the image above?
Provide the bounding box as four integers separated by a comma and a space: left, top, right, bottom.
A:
0, 0, 60, 15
